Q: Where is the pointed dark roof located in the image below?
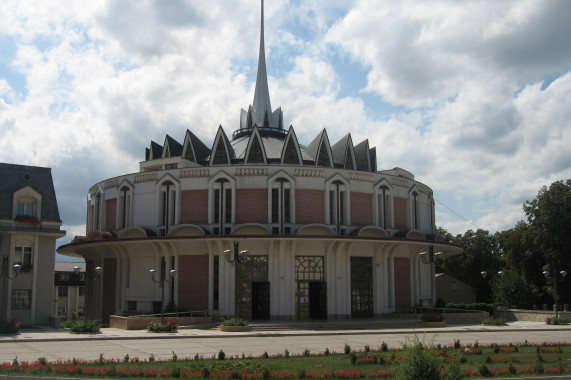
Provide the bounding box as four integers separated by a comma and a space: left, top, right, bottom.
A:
164, 135, 183, 158
0, 163, 61, 222
369, 147, 377, 172
210, 126, 235, 165
331, 134, 353, 168
245, 127, 267, 164
183, 129, 211, 163
149, 141, 163, 160
354, 139, 371, 172
281, 127, 302, 165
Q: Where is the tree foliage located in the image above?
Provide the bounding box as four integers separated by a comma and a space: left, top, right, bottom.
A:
493, 270, 540, 309
439, 179, 570, 307
440, 229, 501, 303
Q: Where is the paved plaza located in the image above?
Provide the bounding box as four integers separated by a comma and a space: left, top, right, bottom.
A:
1, 321, 570, 363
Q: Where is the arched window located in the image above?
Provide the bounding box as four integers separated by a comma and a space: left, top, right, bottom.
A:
270, 178, 292, 234
411, 191, 419, 230
212, 177, 234, 235
95, 192, 102, 231
118, 185, 132, 229
378, 185, 392, 230
325, 177, 349, 235
157, 179, 178, 236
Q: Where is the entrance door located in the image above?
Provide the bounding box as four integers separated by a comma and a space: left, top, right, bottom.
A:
252, 281, 270, 320
309, 282, 327, 319
351, 257, 374, 318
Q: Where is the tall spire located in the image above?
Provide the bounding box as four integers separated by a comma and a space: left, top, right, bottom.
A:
251, 0, 272, 124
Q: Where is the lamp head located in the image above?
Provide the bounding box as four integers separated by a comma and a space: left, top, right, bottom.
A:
94, 267, 103, 275
13, 264, 21, 273
170, 269, 177, 277
560, 270, 567, 278
498, 271, 504, 277
543, 270, 550, 278
73, 266, 81, 273
481, 271, 488, 278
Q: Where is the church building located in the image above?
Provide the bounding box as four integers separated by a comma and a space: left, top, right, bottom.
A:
58, 1, 461, 324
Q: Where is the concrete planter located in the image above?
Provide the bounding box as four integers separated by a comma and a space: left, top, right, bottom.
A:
423, 321, 447, 328
219, 325, 251, 332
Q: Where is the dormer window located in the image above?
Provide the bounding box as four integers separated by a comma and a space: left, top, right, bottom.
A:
17, 201, 36, 217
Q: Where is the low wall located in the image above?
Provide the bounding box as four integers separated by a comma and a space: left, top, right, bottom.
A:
385, 312, 489, 323
109, 315, 216, 330
496, 309, 571, 322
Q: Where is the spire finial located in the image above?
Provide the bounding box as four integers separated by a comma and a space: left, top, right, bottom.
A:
252, 0, 272, 125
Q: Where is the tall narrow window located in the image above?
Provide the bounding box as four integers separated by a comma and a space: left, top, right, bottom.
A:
412, 192, 419, 230
160, 181, 176, 235
329, 180, 346, 234
378, 186, 392, 230
120, 186, 130, 229
214, 178, 232, 234
95, 193, 101, 230
270, 178, 291, 234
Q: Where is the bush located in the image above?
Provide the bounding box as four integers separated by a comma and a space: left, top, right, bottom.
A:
69, 319, 101, 333
445, 303, 494, 315
0, 320, 21, 334
394, 336, 443, 380
482, 317, 507, 325
148, 319, 177, 332
220, 317, 249, 326
546, 317, 570, 325
344, 344, 351, 355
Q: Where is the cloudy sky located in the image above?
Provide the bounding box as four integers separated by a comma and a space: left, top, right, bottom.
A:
1, 0, 570, 254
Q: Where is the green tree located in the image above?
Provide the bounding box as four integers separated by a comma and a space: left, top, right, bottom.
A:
523, 180, 571, 305
493, 270, 540, 309
496, 222, 545, 296
441, 229, 502, 302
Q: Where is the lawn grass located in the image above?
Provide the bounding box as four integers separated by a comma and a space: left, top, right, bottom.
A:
1, 340, 569, 378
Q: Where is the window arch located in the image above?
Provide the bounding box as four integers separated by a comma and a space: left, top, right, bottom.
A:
325, 176, 350, 235
268, 174, 295, 234
409, 188, 420, 231
375, 183, 393, 230
118, 181, 134, 229
209, 173, 236, 235
156, 176, 179, 236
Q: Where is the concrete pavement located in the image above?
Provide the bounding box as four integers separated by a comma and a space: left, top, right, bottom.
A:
1, 321, 570, 363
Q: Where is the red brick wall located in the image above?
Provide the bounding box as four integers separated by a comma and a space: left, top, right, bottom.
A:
393, 197, 408, 229
394, 257, 411, 312
236, 189, 267, 223
350, 192, 372, 226
102, 258, 117, 324
105, 198, 116, 231
296, 189, 325, 224
180, 190, 208, 224
178, 256, 209, 311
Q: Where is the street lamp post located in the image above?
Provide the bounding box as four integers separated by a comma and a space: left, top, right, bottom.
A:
0, 256, 21, 321
542, 265, 567, 320
73, 264, 102, 319
480, 270, 504, 314
149, 257, 176, 323
224, 242, 249, 264
1, 256, 21, 279
419, 245, 444, 310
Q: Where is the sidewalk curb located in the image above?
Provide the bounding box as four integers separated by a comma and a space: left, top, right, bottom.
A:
2, 326, 571, 344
